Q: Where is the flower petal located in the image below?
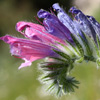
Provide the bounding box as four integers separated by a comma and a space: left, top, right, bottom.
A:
0, 35, 58, 69
52, 3, 75, 33
69, 7, 96, 41
52, 3, 85, 38
18, 59, 32, 69
37, 9, 73, 42
16, 21, 65, 45
87, 15, 100, 38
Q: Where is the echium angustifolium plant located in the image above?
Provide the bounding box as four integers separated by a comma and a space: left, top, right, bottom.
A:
0, 3, 100, 97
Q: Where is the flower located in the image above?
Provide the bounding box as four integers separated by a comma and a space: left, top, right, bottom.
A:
0, 35, 59, 69
0, 3, 100, 96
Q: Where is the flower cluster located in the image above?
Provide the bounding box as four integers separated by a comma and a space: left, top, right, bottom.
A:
0, 3, 100, 97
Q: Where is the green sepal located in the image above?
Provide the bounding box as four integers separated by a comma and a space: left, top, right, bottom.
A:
65, 39, 80, 57
96, 58, 100, 68
96, 35, 100, 57
71, 34, 84, 56
49, 57, 68, 63
55, 41, 76, 57
47, 80, 56, 91
76, 57, 84, 63
53, 49, 71, 61
96, 35, 100, 50
78, 32, 93, 56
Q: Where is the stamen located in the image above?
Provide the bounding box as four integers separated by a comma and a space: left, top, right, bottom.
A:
49, 7, 55, 15
34, 16, 43, 25
13, 55, 21, 58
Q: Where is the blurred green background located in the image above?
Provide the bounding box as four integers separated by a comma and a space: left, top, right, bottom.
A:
0, 0, 100, 100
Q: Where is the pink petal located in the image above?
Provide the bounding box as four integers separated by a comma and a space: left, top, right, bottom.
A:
16, 21, 65, 45
18, 59, 32, 69
0, 35, 58, 69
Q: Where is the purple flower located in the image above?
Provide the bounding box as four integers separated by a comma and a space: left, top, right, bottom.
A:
0, 3, 100, 69
37, 9, 72, 42
53, 3, 100, 41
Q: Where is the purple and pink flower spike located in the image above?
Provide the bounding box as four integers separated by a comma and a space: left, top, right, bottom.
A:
0, 3, 100, 96
0, 3, 100, 69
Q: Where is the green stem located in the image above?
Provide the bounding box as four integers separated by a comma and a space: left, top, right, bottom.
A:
84, 55, 96, 62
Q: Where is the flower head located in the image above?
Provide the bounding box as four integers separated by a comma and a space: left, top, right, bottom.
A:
0, 3, 100, 97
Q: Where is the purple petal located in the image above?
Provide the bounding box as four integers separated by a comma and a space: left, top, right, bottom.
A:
52, 3, 74, 33
87, 16, 100, 38
37, 9, 73, 42
69, 7, 96, 41
52, 3, 85, 39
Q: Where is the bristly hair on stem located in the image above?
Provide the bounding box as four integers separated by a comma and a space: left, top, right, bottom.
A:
38, 31, 100, 97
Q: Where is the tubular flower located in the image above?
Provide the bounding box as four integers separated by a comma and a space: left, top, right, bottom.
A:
0, 35, 59, 69
0, 3, 100, 97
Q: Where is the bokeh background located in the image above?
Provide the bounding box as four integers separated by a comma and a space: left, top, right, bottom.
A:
0, 0, 100, 100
